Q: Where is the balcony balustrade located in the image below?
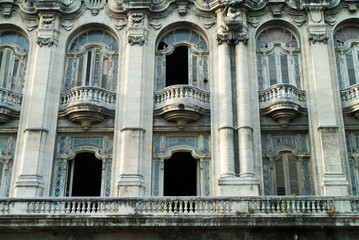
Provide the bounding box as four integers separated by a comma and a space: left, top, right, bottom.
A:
259, 84, 307, 128
0, 196, 358, 217
341, 84, 359, 119
154, 85, 210, 130
0, 88, 22, 123
59, 86, 116, 130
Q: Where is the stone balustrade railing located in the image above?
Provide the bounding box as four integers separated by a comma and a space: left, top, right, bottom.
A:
258, 84, 306, 109
60, 86, 116, 111
341, 84, 359, 109
154, 85, 210, 110
0, 88, 22, 111
1, 196, 358, 216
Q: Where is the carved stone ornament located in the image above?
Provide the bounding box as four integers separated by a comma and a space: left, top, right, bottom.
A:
149, 19, 162, 30
37, 36, 57, 47
131, 13, 144, 27
115, 19, 127, 30
223, 1, 243, 31
247, 16, 260, 28
1, 3, 14, 18
26, 21, 39, 32
61, 20, 74, 31
348, 3, 358, 13
203, 19, 216, 29
324, 15, 336, 26
233, 32, 249, 44
40, 14, 55, 29
128, 34, 146, 46
216, 33, 232, 45
292, 15, 307, 27
270, 3, 284, 17
308, 33, 329, 44
177, 1, 189, 16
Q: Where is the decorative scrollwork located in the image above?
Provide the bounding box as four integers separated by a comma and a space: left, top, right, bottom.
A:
308, 33, 329, 44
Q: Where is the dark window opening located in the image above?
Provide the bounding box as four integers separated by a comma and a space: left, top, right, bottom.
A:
166, 46, 188, 86
164, 152, 197, 196
71, 152, 102, 197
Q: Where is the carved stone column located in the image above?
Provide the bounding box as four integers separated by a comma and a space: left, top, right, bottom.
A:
234, 28, 259, 195
217, 33, 236, 180
116, 12, 149, 196
12, 13, 63, 197
307, 6, 348, 195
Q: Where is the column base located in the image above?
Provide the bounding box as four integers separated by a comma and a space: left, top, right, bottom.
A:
218, 176, 259, 196
322, 173, 349, 196
14, 174, 44, 197
117, 174, 145, 196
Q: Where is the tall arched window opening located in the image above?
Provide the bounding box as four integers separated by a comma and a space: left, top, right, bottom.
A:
164, 152, 197, 196
156, 29, 209, 91
256, 28, 301, 90
334, 26, 359, 89
0, 31, 29, 93
64, 30, 119, 92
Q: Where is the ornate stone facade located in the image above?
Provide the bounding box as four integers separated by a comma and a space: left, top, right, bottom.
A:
0, 0, 359, 239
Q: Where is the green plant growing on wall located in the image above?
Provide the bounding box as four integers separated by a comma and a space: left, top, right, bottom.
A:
245, 207, 255, 217
326, 199, 339, 217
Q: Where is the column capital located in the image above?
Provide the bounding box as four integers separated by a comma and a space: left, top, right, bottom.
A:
309, 32, 329, 44
217, 31, 248, 45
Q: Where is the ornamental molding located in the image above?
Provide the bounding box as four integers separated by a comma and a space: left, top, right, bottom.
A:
37, 36, 57, 47
217, 32, 248, 45
177, 0, 189, 15
149, 18, 162, 30
216, 33, 232, 45
115, 19, 127, 30
0, 2, 14, 17
39, 13, 55, 29
128, 34, 146, 46
61, 19, 74, 31
130, 12, 145, 27
308, 33, 329, 44
269, 2, 284, 17
26, 20, 39, 31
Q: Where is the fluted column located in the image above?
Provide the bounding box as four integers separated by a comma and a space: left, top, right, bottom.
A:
12, 13, 63, 197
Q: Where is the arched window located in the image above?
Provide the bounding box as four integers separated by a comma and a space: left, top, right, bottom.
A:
64, 30, 119, 92
256, 27, 301, 90
155, 29, 209, 91
0, 31, 29, 93
334, 26, 359, 89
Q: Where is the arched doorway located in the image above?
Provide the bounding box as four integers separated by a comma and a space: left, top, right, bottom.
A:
164, 152, 197, 196
69, 152, 102, 196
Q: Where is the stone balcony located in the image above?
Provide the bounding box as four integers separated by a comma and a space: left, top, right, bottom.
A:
0, 196, 359, 230
0, 88, 22, 123
59, 86, 116, 130
259, 84, 307, 129
340, 84, 359, 119
154, 85, 210, 130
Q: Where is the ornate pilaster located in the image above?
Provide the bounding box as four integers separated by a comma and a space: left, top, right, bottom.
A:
127, 12, 148, 46
234, 8, 259, 195
115, 12, 150, 196
306, 5, 349, 195
12, 13, 64, 197
216, 7, 243, 196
